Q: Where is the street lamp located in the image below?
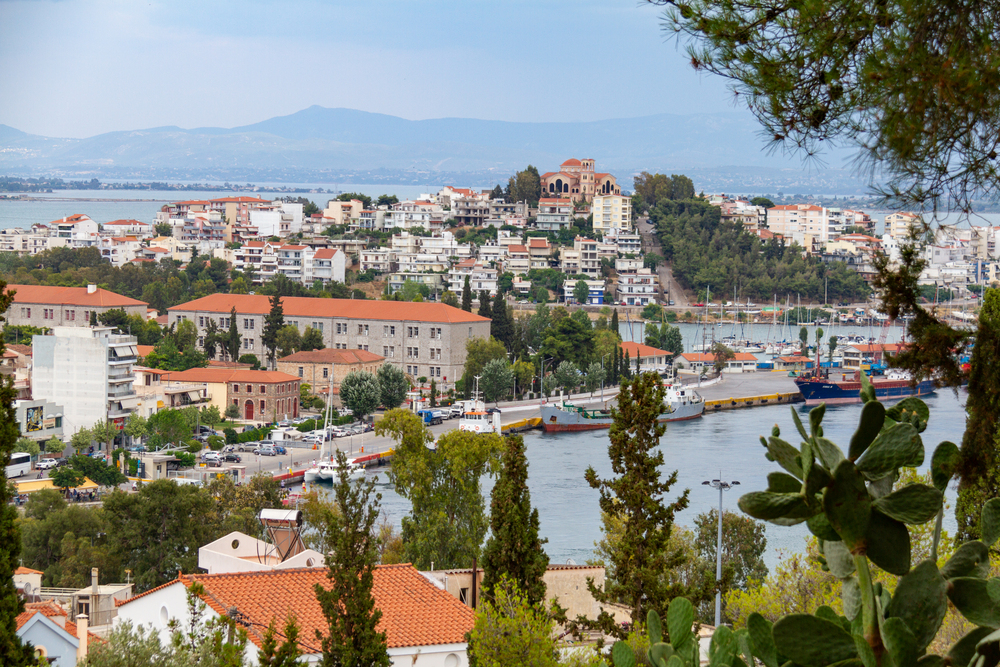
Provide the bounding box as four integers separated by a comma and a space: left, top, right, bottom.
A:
702, 476, 740, 628
538, 357, 553, 411
601, 353, 610, 403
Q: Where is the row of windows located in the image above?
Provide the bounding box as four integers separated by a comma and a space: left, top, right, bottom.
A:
231, 382, 299, 394
406, 365, 444, 378
22, 307, 89, 321
231, 397, 298, 415
297, 366, 330, 379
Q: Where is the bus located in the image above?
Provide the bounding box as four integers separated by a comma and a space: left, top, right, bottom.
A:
6, 452, 31, 478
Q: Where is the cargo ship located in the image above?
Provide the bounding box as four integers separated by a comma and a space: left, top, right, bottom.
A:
794, 370, 936, 406
540, 385, 704, 432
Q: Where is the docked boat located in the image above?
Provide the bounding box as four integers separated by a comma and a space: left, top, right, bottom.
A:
540, 384, 705, 432
316, 458, 365, 482
794, 370, 936, 406
458, 379, 503, 434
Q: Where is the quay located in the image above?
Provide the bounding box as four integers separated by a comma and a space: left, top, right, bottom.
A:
688, 371, 804, 413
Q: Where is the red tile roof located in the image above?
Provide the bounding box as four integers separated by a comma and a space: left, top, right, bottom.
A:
120, 565, 475, 651
279, 348, 384, 365
508, 245, 528, 254
47, 214, 91, 226
313, 248, 339, 259
161, 368, 300, 384
561, 158, 582, 166
15, 566, 43, 575
207, 359, 253, 369
679, 352, 758, 362
528, 238, 550, 248
620, 341, 671, 357
104, 219, 148, 226
169, 294, 489, 324
8, 284, 146, 308
211, 196, 270, 203
16, 603, 103, 644
136, 345, 155, 358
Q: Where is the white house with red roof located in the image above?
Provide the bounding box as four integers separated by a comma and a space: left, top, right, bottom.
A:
540, 158, 620, 203
114, 564, 476, 666
101, 219, 153, 236
448, 259, 498, 295
98, 236, 142, 266
387, 200, 447, 231
676, 351, 758, 374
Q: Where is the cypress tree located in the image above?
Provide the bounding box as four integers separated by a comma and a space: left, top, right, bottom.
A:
581, 373, 693, 639
315, 450, 390, 667
478, 291, 492, 319
491, 291, 512, 351
462, 275, 473, 312
610, 309, 620, 338
635, 349, 642, 374
262, 293, 284, 370
225, 306, 241, 361
623, 350, 632, 379
957, 288, 1000, 540
0, 282, 35, 666
481, 435, 549, 606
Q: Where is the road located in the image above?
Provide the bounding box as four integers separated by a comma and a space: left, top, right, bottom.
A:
637, 215, 690, 308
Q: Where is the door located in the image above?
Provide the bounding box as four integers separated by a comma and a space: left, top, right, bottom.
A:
244, 399, 254, 420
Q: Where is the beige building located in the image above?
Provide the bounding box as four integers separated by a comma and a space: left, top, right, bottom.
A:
323, 198, 364, 226
6, 284, 147, 329
592, 194, 632, 235
885, 212, 922, 240
540, 158, 620, 203
160, 368, 301, 422
168, 294, 491, 389
277, 348, 385, 394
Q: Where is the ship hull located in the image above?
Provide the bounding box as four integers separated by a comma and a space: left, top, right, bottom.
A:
540, 400, 704, 432
795, 377, 936, 406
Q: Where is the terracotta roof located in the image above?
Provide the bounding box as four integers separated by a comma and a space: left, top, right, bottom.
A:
155, 314, 168, 325
169, 294, 489, 325
104, 219, 148, 226
561, 158, 582, 166
161, 368, 300, 384
6, 344, 32, 357
313, 249, 339, 259
679, 352, 758, 362
776, 356, 811, 363
528, 238, 550, 248
508, 245, 528, 254
119, 565, 475, 651
211, 196, 270, 203
15, 566, 43, 575
146, 247, 169, 253
16, 603, 104, 644
847, 343, 904, 353
207, 360, 253, 369
279, 245, 308, 250
7, 284, 146, 308
620, 341, 671, 357
279, 348, 385, 365
47, 214, 91, 226
136, 345, 155, 358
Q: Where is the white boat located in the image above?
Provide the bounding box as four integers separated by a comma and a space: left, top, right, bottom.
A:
316, 458, 365, 482
458, 377, 502, 434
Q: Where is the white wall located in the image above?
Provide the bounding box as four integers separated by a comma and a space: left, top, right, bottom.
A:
32, 329, 108, 435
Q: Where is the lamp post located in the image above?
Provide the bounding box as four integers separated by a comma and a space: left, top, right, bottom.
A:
538, 356, 553, 411
601, 353, 610, 403
702, 475, 740, 628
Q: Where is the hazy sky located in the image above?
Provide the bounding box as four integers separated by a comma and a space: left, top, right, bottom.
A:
0, 0, 743, 138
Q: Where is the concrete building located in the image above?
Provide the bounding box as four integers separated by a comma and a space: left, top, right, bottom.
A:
6, 284, 147, 328
447, 259, 499, 296
620, 342, 676, 373
114, 564, 476, 666
322, 198, 364, 227
535, 198, 575, 231
563, 278, 606, 305
32, 327, 139, 442
592, 194, 632, 235
277, 348, 385, 394
616, 267, 660, 306
14, 399, 64, 443
159, 368, 301, 422
169, 294, 491, 389
885, 212, 923, 240
676, 351, 758, 373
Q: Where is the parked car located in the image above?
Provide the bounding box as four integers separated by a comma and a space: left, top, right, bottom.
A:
55, 458, 68, 467
36, 458, 58, 470
129, 445, 146, 453
254, 444, 277, 456
196, 425, 215, 435
449, 406, 464, 419
273, 445, 287, 455
201, 452, 221, 464
222, 453, 242, 463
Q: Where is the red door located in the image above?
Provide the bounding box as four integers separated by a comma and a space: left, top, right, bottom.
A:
244, 400, 254, 420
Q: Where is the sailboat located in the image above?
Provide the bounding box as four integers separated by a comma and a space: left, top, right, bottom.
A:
304, 369, 364, 483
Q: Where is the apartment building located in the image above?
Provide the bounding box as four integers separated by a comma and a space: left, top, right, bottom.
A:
387, 272, 447, 297
616, 268, 660, 306
6, 284, 148, 328
535, 198, 575, 231
563, 279, 606, 305
448, 259, 499, 296
387, 201, 447, 231
505, 244, 530, 274
885, 212, 922, 240
592, 194, 632, 235
102, 219, 153, 236
323, 199, 363, 227
33, 327, 139, 440
527, 238, 555, 270
766, 204, 829, 251
250, 201, 303, 237
98, 236, 142, 266
719, 200, 766, 230
452, 197, 490, 226
168, 294, 491, 388
211, 196, 272, 226
354, 209, 386, 232
233, 241, 345, 285
360, 249, 394, 273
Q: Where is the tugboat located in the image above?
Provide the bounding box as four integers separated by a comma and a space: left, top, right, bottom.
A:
540, 384, 704, 432
305, 368, 366, 483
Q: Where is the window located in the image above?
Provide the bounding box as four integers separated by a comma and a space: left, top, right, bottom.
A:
357, 324, 364, 335
322, 367, 328, 379
468, 327, 472, 338
233, 384, 240, 393
260, 399, 266, 414
260, 385, 266, 394
244, 318, 250, 328
298, 367, 304, 377
198, 336, 204, 346
199, 316, 205, 327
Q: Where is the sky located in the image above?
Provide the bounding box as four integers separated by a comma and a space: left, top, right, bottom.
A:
0, 0, 742, 138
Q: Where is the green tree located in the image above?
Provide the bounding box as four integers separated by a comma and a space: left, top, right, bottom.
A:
956, 288, 1000, 539
224, 307, 241, 361
262, 294, 284, 369
481, 436, 549, 605
230, 276, 249, 295
98, 307, 131, 332
461, 275, 473, 312
148, 409, 192, 447
480, 358, 514, 406
710, 342, 735, 374
441, 290, 459, 307
239, 354, 261, 370
463, 337, 509, 390
314, 450, 390, 667
50, 467, 87, 495
643, 252, 665, 270
478, 290, 492, 319
70, 427, 93, 454
201, 405, 223, 429
339, 370, 380, 422
336, 192, 373, 209
582, 372, 694, 638
67, 454, 126, 487
554, 360, 580, 393
44, 436, 64, 455
202, 318, 220, 360
14, 437, 39, 457
276, 325, 302, 358
468, 577, 557, 667
91, 419, 118, 452
376, 363, 409, 410
258, 615, 305, 667
799, 326, 809, 355
102, 480, 219, 592
511, 359, 535, 397
225, 404, 241, 421
750, 196, 774, 209
693, 509, 768, 621
584, 361, 607, 397
573, 279, 590, 305
539, 316, 594, 367
508, 165, 542, 206
300, 326, 324, 352
375, 410, 502, 569
491, 291, 513, 351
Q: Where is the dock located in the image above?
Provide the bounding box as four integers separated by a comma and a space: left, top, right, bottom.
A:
693, 371, 804, 413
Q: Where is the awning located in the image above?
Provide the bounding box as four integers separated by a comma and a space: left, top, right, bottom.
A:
14, 476, 100, 494
187, 391, 203, 403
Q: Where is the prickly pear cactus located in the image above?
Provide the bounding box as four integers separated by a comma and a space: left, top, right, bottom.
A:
606, 372, 1000, 667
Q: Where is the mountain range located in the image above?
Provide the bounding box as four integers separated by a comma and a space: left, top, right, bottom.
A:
0, 106, 865, 192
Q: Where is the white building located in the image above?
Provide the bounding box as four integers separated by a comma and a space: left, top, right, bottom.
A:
448, 259, 499, 296
592, 194, 632, 235
616, 267, 660, 306
535, 198, 574, 231
32, 327, 139, 444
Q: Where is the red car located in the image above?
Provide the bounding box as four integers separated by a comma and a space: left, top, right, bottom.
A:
693, 302, 705, 307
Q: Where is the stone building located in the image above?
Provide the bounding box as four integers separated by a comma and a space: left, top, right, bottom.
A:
160, 368, 301, 422
168, 294, 491, 390
6, 284, 147, 328
277, 348, 385, 394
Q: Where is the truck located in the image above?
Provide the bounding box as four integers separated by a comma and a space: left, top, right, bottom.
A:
416, 409, 443, 426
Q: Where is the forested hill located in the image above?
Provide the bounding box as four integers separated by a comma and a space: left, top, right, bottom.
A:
650, 199, 870, 303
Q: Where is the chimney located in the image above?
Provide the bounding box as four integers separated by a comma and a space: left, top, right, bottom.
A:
91, 567, 99, 592
77, 614, 88, 660
87, 284, 97, 294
